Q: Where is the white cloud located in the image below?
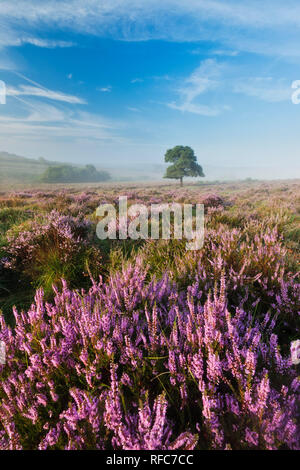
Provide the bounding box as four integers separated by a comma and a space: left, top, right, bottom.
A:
179, 60, 223, 102
152, 75, 172, 81
21, 38, 75, 48
128, 107, 140, 112
167, 101, 221, 116
212, 50, 239, 57
131, 78, 144, 84
168, 59, 225, 116
97, 86, 112, 93
6, 84, 86, 104
0, 32, 75, 50
190, 49, 239, 57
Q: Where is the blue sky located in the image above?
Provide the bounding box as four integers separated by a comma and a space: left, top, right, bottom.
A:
0, 0, 300, 175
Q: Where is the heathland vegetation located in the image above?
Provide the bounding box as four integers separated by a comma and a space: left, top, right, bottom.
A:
0, 180, 299, 449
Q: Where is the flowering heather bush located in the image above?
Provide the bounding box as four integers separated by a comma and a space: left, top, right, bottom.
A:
199, 193, 225, 209
4, 210, 91, 271
2, 210, 102, 299
0, 265, 299, 450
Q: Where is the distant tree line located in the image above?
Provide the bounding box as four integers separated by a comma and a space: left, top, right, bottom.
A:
40, 164, 111, 183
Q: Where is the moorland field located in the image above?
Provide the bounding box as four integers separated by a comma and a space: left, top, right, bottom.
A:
0, 179, 299, 449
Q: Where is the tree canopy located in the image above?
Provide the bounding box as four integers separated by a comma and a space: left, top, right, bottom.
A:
164, 145, 204, 186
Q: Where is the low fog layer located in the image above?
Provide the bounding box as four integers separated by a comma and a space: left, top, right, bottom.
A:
0, 151, 299, 185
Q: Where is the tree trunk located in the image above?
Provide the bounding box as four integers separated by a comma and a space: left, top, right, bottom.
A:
180, 177, 183, 187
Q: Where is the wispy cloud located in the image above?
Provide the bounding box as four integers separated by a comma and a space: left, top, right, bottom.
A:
212, 50, 239, 57
233, 77, 292, 103
7, 84, 86, 104
0, 70, 123, 145
167, 101, 221, 116
168, 59, 225, 116
131, 78, 144, 84
0, 98, 119, 142
4, 72, 87, 104
190, 49, 239, 57
0, 56, 15, 71
21, 38, 75, 48
3, 1, 300, 31
0, 32, 75, 49
152, 75, 172, 81
97, 86, 112, 93
168, 58, 292, 116
127, 106, 141, 112
1, 1, 300, 58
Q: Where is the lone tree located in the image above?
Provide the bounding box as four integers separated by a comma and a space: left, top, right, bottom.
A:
164, 145, 205, 186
